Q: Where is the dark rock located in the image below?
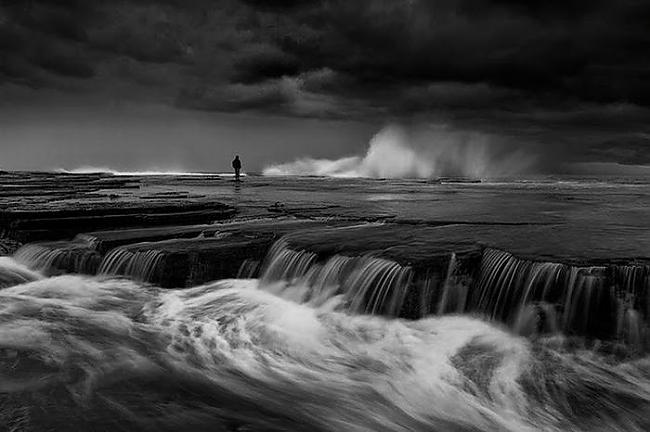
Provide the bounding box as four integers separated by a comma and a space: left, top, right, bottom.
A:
13, 241, 101, 275
0, 238, 22, 256
99, 219, 352, 288
81, 224, 218, 255
282, 224, 481, 269
274, 224, 483, 318
1, 202, 237, 242
82, 218, 341, 255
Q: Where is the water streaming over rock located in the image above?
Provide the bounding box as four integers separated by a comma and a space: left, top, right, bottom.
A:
254, 240, 650, 350
432, 248, 650, 350
98, 247, 166, 283
470, 248, 569, 322
13, 239, 101, 275
236, 258, 261, 278
258, 240, 414, 316
437, 252, 472, 315
7, 230, 650, 349
0, 276, 649, 432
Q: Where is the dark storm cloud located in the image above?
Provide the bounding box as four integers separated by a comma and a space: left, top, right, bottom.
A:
231, 47, 301, 84
3, 0, 650, 109
1, 0, 650, 164
0, 0, 96, 85
583, 135, 650, 166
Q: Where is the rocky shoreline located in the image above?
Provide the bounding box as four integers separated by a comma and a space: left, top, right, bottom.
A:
2, 171, 649, 348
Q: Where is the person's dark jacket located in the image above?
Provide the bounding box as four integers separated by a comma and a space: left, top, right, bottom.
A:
232, 158, 241, 169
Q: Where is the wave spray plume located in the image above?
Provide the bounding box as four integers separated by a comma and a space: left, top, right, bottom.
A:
264, 125, 535, 179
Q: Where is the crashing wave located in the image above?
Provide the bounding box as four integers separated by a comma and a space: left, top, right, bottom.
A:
263, 125, 535, 179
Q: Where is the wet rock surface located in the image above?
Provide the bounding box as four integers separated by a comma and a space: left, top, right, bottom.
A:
2, 172, 650, 345
1, 202, 236, 243
96, 219, 349, 287
0, 239, 22, 256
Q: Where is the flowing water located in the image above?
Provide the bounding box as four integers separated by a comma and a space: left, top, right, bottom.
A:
0, 273, 649, 432
0, 257, 41, 289
2, 174, 650, 430
14, 239, 101, 276
2, 238, 650, 431
98, 248, 166, 282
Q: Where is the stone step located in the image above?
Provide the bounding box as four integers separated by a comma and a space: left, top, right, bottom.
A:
97, 219, 351, 287
1, 202, 237, 242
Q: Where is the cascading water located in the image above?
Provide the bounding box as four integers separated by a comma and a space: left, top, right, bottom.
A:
561, 266, 609, 335
437, 252, 472, 315
470, 248, 568, 322
7, 231, 650, 349
258, 240, 413, 316
0, 275, 648, 432
98, 247, 165, 282
259, 240, 318, 285
236, 258, 260, 278
2, 237, 650, 430
612, 265, 650, 348
433, 248, 649, 350
13, 240, 101, 275
249, 240, 650, 348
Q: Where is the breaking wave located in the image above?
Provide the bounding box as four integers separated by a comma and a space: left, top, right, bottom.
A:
263, 125, 535, 179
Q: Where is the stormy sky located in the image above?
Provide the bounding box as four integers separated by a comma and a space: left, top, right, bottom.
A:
1, 0, 650, 173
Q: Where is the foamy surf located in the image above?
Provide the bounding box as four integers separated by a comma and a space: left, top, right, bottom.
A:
1, 275, 648, 431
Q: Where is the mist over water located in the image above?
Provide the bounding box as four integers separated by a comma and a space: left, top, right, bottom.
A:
264, 125, 536, 179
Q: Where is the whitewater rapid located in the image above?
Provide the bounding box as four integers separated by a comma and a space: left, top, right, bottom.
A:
1, 272, 649, 431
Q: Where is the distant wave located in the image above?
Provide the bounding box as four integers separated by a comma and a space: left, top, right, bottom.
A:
58, 167, 244, 177
264, 125, 535, 179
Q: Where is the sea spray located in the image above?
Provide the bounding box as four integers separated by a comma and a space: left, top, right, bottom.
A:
263, 124, 535, 179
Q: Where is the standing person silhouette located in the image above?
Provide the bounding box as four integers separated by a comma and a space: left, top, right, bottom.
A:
232, 155, 242, 181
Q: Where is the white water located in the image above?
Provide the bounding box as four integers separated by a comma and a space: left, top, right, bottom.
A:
1, 275, 649, 431
263, 125, 534, 179
0, 256, 42, 288
258, 240, 413, 315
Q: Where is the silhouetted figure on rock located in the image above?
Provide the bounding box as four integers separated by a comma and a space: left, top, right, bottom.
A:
232, 155, 242, 181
